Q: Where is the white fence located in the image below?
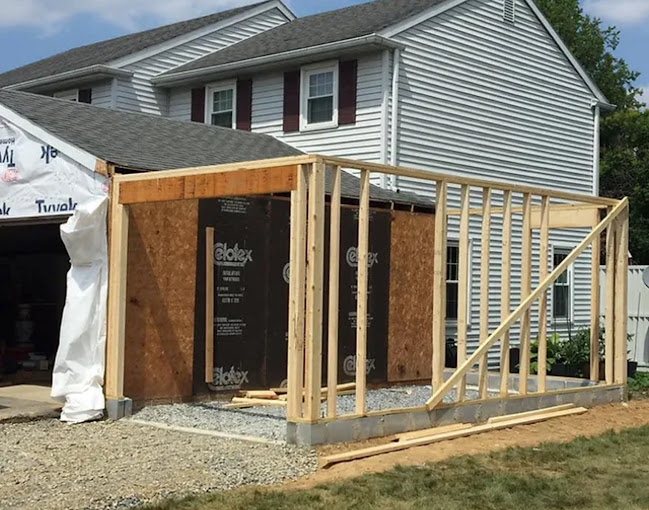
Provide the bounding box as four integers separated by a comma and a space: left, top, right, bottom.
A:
601, 266, 649, 371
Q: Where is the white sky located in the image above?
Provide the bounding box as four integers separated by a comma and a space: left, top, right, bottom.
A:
584, 0, 649, 25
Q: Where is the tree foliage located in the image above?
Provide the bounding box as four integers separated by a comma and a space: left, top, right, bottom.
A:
536, 0, 649, 263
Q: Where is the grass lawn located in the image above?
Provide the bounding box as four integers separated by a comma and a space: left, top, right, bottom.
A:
141, 425, 649, 510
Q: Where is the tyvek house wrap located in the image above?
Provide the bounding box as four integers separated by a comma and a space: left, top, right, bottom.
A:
0, 115, 109, 422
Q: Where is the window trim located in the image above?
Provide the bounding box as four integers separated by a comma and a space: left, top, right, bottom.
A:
205, 80, 237, 129
300, 61, 339, 132
445, 238, 473, 326
550, 245, 575, 322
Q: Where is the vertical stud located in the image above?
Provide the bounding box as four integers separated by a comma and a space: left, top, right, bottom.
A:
538, 196, 550, 393
499, 190, 512, 397
457, 185, 470, 401
432, 180, 448, 391
478, 188, 491, 399
519, 193, 532, 395
327, 166, 342, 418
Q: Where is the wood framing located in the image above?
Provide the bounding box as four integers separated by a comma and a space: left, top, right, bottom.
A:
457, 185, 470, 401
499, 190, 512, 397
327, 165, 342, 419
605, 215, 616, 385
478, 187, 491, 399
590, 233, 601, 382
519, 193, 532, 395
614, 208, 629, 385
538, 195, 550, 393
432, 180, 448, 391
205, 227, 215, 384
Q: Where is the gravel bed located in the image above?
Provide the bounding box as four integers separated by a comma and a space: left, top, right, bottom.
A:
132, 385, 487, 443
0, 418, 316, 510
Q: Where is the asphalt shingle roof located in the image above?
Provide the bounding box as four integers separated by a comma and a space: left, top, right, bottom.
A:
0, 90, 432, 207
0, 1, 270, 88
163, 0, 446, 76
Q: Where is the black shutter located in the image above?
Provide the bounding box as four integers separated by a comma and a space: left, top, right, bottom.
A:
236, 79, 253, 131
283, 71, 300, 132
339, 60, 357, 125
78, 88, 92, 104
191, 87, 206, 123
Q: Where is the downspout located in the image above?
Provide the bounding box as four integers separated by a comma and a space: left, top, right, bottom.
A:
592, 104, 601, 196
389, 48, 401, 191
380, 49, 391, 189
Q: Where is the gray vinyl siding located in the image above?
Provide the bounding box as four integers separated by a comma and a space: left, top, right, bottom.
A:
249, 52, 384, 161
115, 8, 290, 115
389, 0, 597, 368
89, 80, 113, 108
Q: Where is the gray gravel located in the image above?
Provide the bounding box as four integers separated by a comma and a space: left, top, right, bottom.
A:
0, 418, 316, 510
132, 385, 486, 442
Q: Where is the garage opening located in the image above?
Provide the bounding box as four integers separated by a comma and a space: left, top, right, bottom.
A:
0, 220, 69, 388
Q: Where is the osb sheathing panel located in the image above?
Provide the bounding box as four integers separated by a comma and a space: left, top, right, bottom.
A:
388, 210, 435, 383
124, 200, 198, 401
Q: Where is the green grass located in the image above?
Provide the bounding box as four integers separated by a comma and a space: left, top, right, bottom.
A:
140, 426, 649, 510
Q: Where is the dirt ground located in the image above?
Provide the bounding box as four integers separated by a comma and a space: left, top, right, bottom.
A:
288, 400, 649, 489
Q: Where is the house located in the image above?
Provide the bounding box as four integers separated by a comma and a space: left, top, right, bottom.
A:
0, 0, 611, 412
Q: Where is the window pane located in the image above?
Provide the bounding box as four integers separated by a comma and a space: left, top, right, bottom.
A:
211, 111, 233, 128
309, 72, 334, 98
446, 246, 458, 282
553, 285, 569, 318
307, 96, 333, 124
212, 89, 233, 113
554, 252, 568, 284
446, 282, 459, 320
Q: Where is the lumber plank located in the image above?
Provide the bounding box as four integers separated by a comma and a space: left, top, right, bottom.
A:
356, 169, 371, 415
322, 407, 588, 467
487, 403, 575, 424
457, 184, 470, 402
529, 204, 600, 229
119, 165, 298, 204
287, 165, 309, 420
538, 196, 550, 393
231, 397, 286, 407
426, 198, 628, 411
478, 187, 491, 400
519, 193, 532, 396
499, 190, 512, 397
394, 423, 472, 442
327, 165, 342, 419
243, 391, 278, 399
305, 161, 326, 421
432, 180, 448, 391
614, 208, 629, 385
605, 213, 616, 385
590, 233, 601, 382
205, 227, 215, 384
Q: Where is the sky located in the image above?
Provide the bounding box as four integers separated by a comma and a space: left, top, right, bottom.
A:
0, 0, 646, 103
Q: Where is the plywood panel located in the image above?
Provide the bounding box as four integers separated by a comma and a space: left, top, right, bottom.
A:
124, 200, 199, 401
387, 210, 435, 383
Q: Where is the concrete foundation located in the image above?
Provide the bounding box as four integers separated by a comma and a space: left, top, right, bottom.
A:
287, 382, 626, 446
106, 398, 133, 420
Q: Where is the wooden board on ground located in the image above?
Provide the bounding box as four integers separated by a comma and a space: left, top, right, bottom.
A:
243, 390, 278, 399
322, 407, 588, 468
393, 423, 472, 442
487, 404, 576, 424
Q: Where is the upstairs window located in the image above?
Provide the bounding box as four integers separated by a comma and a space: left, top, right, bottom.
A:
552, 247, 573, 320
206, 82, 236, 129
446, 243, 460, 320
300, 62, 338, 131
503, 0, 516, 23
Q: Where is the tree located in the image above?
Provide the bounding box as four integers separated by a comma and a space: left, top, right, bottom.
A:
536, 0, 649, 263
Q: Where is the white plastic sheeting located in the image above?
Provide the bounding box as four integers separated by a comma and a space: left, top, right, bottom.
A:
50, 197, 109, 423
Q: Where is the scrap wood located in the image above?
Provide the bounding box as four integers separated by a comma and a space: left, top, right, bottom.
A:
242, 390, 278, 400
393, 423, 472, 442
225, 397, 287, 409
278, 388, 357, 402
487, 403, 576, 424
271, 382, 355, 395
322, 406, 587, 468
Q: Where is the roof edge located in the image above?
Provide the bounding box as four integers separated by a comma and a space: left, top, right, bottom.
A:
4, 65, 133, 92
107, 1, 296, 70
153, 34, 406, 86
0, 100, 98, 171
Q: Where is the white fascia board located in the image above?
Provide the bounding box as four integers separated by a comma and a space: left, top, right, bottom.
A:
108, 1, 295, 70
0, 103, 98, 171
153, 35, 406, 86
379, 0, 612, 108
5, 66, 133, 92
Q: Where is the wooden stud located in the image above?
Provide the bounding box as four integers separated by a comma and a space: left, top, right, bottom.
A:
105, 177, 129, 400
426, 198, 628, 410
356, 169, 371, 415
457, 185, 470, 401
590, 232, 601, 382
499, 190, 512, 397
304, 161, 326, 422
478, 187, 491, 400
205, 227, 215, 384
327, 166, 342, 419
432, 180, 448, 391
605, 213, 616, 385
614, 208, 629, 385
538, 196, 550, 393
519, 193, 532, 396
287, 165, 309, 421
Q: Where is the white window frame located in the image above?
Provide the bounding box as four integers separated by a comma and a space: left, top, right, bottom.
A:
550, 245, 575, 322
300, 61, 339, 132
205, 80, 237, 129
53, 89, 79, 102
445, 238, 473, 326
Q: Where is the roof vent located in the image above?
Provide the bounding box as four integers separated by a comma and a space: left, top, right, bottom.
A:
503, 0, 515, 23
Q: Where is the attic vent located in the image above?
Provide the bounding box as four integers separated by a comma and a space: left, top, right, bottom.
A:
503, 0, 515, 23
